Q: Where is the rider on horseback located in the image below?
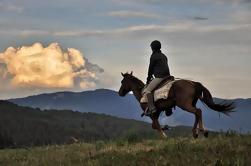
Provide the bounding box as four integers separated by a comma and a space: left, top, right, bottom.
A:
143, 40, 171, 115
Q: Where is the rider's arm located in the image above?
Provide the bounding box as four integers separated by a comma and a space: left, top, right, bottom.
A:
147, 55, 155, 83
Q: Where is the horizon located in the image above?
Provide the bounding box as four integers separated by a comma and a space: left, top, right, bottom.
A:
0, 0, 250, 99
5, 88, 251, 101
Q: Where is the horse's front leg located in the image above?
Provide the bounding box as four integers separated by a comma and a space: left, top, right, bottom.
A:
151, 116, 167, 138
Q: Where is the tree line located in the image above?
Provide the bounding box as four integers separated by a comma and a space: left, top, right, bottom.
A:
0, 100, 155, 149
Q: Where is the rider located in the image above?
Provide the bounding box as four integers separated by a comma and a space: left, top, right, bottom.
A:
143, 40, 171, 115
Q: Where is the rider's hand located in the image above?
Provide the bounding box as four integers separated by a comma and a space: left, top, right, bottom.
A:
146, 76, 152, 84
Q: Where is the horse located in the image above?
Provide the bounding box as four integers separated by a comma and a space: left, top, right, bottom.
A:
118, 72, 235, 138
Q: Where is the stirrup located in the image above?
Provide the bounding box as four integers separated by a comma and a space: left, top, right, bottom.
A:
145, 107, 157, 116
141, 107, 149, 117
141, 107, 156, 117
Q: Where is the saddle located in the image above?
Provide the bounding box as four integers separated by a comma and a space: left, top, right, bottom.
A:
154, 76, 175, 90
140, 76, 175, 103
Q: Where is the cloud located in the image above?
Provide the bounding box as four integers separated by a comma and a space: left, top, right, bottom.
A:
112, 0, 248, 4
2, 20, 250, 38
107, 10, 160, 19
88, 22, 251, 38
193, 16, 208, 20
0, 2, 23, 13
242, 0, 251, 3
0, 43, 103, 90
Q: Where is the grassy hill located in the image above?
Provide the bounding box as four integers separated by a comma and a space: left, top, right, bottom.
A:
0, 134, 250, 166
1, 100, 250, 165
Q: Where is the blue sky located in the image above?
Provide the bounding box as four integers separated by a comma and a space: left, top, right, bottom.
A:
0, 0, 250, 99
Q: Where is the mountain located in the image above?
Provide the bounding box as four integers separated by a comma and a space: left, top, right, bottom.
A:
9, 89, 148, 121
8, 89, 251, 132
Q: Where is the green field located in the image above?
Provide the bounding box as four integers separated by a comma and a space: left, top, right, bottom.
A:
0, 134, 250, 166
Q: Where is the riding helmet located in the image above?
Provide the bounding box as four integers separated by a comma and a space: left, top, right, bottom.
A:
150, 40, 161, 50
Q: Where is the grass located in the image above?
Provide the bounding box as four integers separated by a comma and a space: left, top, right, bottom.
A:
0, 134, 250, 166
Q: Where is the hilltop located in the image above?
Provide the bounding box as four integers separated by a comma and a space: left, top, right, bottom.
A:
0, 134, 250, 166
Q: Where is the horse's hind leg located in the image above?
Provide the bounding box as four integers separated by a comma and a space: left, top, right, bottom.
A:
197, 108, 209, 138
192, 99, 208, 138
179, 102, 201, 138
186, 107, 209, 138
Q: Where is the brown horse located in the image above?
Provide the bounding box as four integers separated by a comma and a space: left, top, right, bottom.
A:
118, 72, 235, 138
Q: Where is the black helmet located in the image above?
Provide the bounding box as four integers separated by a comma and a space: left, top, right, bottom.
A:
150, 40, 161, 50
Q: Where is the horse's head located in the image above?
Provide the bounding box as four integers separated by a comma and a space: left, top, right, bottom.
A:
118, 71, 133, 97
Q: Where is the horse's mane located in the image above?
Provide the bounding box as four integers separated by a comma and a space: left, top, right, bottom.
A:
124, 74, 145, 89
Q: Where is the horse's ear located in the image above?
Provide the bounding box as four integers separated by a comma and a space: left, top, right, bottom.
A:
121, 72, 125, 77
130, 71, 133, 75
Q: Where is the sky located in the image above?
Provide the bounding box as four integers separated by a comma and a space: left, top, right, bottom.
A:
0, 0, 250, 99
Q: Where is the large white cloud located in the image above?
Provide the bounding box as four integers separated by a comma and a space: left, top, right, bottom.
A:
0, 42, 103, 90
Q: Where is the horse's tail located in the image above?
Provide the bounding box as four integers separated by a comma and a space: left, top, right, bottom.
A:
195, 82, 235, 116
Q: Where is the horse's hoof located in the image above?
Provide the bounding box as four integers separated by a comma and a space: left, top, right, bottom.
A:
193, 133, 198, 139
204, 131, 209, 138
161, 134, 167, 139
192, 129, 198, 139
162, 125, 170, 131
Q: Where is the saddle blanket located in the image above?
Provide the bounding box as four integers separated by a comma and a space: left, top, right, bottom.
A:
140, 80, 175, 103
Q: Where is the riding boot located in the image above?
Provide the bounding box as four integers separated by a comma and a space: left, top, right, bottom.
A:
165, 108, 173, 116
145, 93, 157, 115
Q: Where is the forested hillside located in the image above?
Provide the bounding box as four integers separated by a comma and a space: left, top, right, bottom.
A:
0, 100, 157, 148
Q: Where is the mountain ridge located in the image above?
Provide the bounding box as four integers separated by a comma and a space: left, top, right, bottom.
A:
8, 89, 251, 132
8, 89, 251, 101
